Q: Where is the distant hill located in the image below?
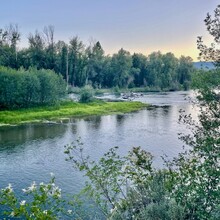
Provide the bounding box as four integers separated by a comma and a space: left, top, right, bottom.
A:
193, 62, 215, 70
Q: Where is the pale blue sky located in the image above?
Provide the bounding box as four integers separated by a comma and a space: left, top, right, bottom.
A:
1, 0, 219, 60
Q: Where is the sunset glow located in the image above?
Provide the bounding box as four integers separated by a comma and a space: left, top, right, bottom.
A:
1, 0, 219, 61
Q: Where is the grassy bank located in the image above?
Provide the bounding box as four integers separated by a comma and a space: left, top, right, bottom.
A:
0, 100, 148, 125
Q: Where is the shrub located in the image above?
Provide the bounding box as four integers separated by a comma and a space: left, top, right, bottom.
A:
112, 86, 121, 95
0, 67, 66, 109
0, 175, 74, 219
64, 143, 186, 219
79, 85, 94, 103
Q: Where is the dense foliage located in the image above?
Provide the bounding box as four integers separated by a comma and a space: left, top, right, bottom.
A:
166, 69, 220, 219
0, 67, 66, 109
197, 5, 220, 67
0, 25, 194, 90
64, 143, 186, 219
166, 5, 220, 217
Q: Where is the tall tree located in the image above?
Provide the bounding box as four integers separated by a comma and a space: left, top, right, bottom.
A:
68, 36, 86, 86
132, 53, 147, 87
161, 52, 178, 89
55, 41, 67, 79
146, 51, 164, 87
110, 48, 133, 88
0, 24, 20, 68
177, 56, 194, 85
28, 30, 46, 69
86, 41, 105, 88
43, 25, 56, 70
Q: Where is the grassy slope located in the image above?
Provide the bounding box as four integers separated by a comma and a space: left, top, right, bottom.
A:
0, 101, 148, 125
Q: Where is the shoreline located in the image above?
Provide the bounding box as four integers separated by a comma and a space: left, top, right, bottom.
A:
0, 100, 148, 126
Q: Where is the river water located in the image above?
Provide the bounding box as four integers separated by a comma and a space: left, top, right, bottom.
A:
0, 91, 197, 196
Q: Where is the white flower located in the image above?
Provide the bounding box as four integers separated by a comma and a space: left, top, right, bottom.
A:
50, 172, 54, 177
67, 209, 72, 214
52, 186, 61, 197
6, 183, 13, 193
22, 188, 27, 193
43, 210, 48, 214
47, 184, 62, 198
28, 181, 37, 191
20, 200, 26, 206
10, 211, 15, 217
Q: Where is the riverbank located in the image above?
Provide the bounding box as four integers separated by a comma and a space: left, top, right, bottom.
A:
70, 86, 185, 95
0, 100, 148, 126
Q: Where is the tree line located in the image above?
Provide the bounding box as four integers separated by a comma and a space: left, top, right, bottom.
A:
0, 25, 194, 90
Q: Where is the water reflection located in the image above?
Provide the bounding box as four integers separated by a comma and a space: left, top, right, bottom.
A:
116, 114, 126, 126
0, 124, 67, 148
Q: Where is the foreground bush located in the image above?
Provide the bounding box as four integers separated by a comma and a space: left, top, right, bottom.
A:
0, 175, 75, 219
65, 144, 186, 220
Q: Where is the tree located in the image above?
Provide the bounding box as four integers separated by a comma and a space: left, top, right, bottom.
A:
28, 30, 46, 69
55, 40, 68, 80
197, 5, 220, 67
132, 53, 147, 87
68, 36, 86, 87
177, 56, 194, 90
100, 55, 112, 88
86, 41, 105, 88
146, 51, 164, 88
0, 24, 20, 69
161, 52, 178, 89
5, 24, 20, 52
110, 48, 133, 88
166, 5, 220, 219
43, 25, 56, 70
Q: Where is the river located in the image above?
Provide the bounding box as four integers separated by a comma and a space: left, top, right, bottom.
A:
0, 91, 197, 197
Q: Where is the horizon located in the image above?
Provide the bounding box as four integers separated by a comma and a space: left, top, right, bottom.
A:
1, 0, 219, 61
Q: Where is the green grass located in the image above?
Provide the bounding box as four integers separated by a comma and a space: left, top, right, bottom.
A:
0, 100, 148, 125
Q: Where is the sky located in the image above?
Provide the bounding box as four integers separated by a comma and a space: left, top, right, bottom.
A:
1, 0, 219, 61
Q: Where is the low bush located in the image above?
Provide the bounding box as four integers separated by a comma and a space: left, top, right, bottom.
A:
79, 85, 94, 103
